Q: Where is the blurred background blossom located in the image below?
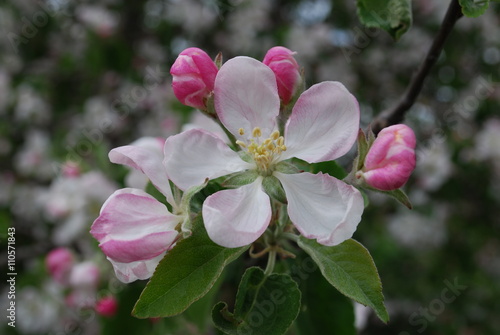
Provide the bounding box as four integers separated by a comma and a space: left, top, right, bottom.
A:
1, 0, 499, 334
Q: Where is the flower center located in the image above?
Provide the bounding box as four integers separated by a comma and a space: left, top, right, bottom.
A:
236, 127, 286, 175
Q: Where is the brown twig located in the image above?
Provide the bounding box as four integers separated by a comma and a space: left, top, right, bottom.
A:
370, 0, 464, 134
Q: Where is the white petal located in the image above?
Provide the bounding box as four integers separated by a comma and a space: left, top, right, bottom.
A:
164, 129, 252, 190
182, 111, 230, 144
108, 252, 165, 283
203, 178, 271, 248
275, 172, 364, 246
215, 56, 280, 139
109, 138, 174, 204
281, 82, 360, 163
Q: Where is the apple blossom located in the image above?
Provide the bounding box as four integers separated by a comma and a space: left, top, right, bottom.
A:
91, 140, 184, 283
170, 47, 218, 110
263, 46, 302, 104
357, 124, 416, 190
164, 56, 364, 248
46, 247, 74, 284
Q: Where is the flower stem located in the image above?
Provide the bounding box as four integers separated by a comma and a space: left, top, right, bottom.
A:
264, 248, 277, 276
282, 232, 299, 243
370, 0, 463, 134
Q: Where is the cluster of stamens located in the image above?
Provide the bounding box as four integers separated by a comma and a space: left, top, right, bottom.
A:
236, 127, 286, 174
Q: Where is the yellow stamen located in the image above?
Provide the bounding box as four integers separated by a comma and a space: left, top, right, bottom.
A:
238, 127, 286, 174
239, 128, 245, 136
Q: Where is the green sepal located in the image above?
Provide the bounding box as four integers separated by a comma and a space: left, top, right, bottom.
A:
459, 0, 489, 17
356, 0, 412, 40
354, 128, 370, 172
361, 189, 370, 208
298, 237, 389, 323
238, 151, 253, 163
204, 93, 217, 119
346, 128, 375, 186
367, 186, 412, 209
262, 176, 287, 204
179, 179, 209, 235
367, 128, 376, 146
275, 161, 301, 174
212, 267, 301, 335
223, 170, 259, 188
214, 51, 223, 69
132, 216, 248, 318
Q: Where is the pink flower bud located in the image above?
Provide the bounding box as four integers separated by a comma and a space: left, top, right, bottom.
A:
358, 124, 416, 190
263, 46, 301, 105
46, 247, 74, 284
170, 47, 218, 110
95, 296, 118, 317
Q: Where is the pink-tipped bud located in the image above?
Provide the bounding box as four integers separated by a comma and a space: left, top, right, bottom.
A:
170, 47, 218, 110
95, 296, 118, 317
357, 124, 416, 190
263, 46, 302, 105
46, 247, 74, 284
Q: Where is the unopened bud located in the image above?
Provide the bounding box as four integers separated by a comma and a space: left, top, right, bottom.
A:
357, 124, 416, 190
263, 46, 302, 105
170, 47, 218, 110
95, 296, 118, 317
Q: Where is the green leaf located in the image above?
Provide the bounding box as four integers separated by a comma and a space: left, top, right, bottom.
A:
295, 260, 356, 335
212, 267, 301, 335
132, 216, 248, 318
298, 238, 389, 323
357, 0, 412, 40
183, 270, 226, 332
459, 0, 489, 17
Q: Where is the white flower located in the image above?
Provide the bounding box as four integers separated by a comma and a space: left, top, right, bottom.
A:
164, 57, 364, 248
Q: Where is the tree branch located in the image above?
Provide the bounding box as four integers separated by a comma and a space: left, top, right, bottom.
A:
370, 0, 463, 134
